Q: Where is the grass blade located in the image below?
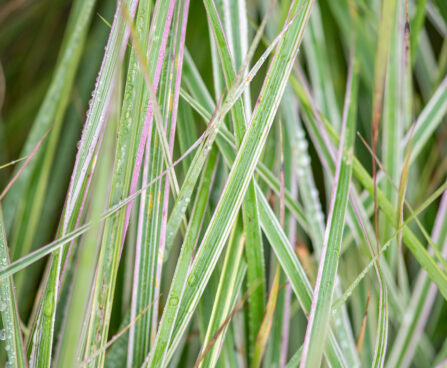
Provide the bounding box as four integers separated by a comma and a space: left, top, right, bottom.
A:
83, 1, 178, 365
386, 191, 447, 368
198, 220, 246, 368
0, 207, 27, 367
164, 0, 315, 362
203, 0, 266, 359
300, 51, 358, 368
146, 148, 219, 367
28, 1, 140, 366
1, 0, 98, 233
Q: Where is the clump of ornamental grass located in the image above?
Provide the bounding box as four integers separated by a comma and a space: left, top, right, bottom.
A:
0, 0, 446, 367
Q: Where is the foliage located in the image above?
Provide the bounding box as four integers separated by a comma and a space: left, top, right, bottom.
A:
0, 0, 446, 367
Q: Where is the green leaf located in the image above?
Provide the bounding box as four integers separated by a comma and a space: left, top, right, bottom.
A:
300, 52, 358, 368
0, 207, 27, 368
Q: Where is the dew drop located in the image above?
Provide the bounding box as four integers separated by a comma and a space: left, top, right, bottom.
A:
298, 140, 308, 151
44, 291, 54, 317
299, 155, 310, 166
316, 212, 325, 223
187, 273, 197, 286
0, 329, 5, 341
169, 297, 179, 306
297, 167, 305, 176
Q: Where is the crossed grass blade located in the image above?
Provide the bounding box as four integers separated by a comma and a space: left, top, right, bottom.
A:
160, 1, 316, 364
26, 1, 140, 366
